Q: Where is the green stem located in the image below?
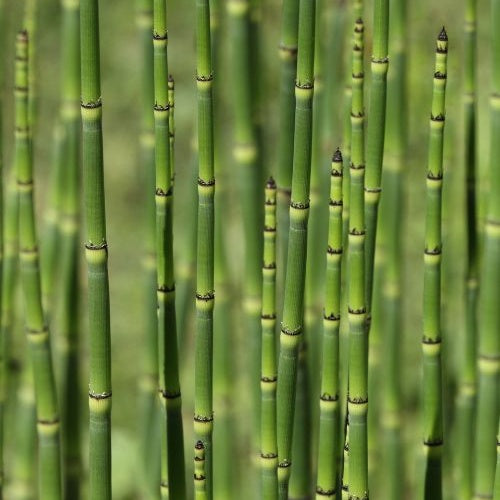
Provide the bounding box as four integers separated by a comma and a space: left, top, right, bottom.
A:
194, 441, 207, 500
15, 31, 62, 500
422, 28, 448, 500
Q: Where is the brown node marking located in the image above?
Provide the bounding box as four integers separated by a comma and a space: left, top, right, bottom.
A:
434, 71, 447, 80
372, 56, 389, 63
196, 73, 214, 82
427, 171, 443, 180
159, 389, 181, 399
329, 199, 343, 207
279, 43, 298, 55
263, 262, 276, 270
81, 98, 102, 109
324, 312, 340, 322
290, 200, 310, 210
364, 187, 381, 193
316, 487, 337, 496
423, 438, 443, 446
264, 225, 276, 233
261, 452, 278, 459
85, 241, 108, 251
198, 177, 215, 186
424, 247, 442, 256
320, 393, 339, 402
26, 326, 48, 336
261, 376, 277, 383
196, 291, 215, 301
261, 313, 276, 320
278, 460, 291, 469
430, 113, 445, 122
194, 414, 214, 423
295, 81, 314, 90
153, 32, 168, 41
154, 103, 170, 112
348, 396, 368, 404
422, 337, 442, 345
280, 324, 302, 336
155, 186, 173, 197
89, 391, 112, 400
327, 246, 342, 255
348, 229, 365, 236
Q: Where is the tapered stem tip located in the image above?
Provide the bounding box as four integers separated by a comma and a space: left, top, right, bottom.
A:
332, 148, 343, 163
438, 26, 448, 41
17, 29, 29, 42
266, 176, 276, 189
168, 74, 175, 89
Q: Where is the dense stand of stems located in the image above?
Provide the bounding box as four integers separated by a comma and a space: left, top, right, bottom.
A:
15, 31, 62, 500
315, 149, 343, 499
260, 178, 278, 500
456, 0, 477, 498
80, 2, 112, 498
378, 0, 406, 497
364, 0, 389, 314
473, 0, 500, 496
152, 2, 185, 498
56, 0, 81, 497
347, 18, 368, 500
194, 0, 215, 497
276, 0, 316, 497
276, 0, 299, 280
136, 1, 160, 498
422, 28, 448, 500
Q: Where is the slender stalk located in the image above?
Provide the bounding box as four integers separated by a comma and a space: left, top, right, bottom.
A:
194, 441, 207, 500
136, 1, 160, 498
15, 30, 62, 500
495, 421, 500, 500
276, 0, 299, 281
194, 0, 215, 496
168, 75, 175, 183
261, 178, 278, 500
422, 28, 448, 500
80, 2, 112, 498
473, 0, 500, 495
276, 0, 316, 496
347, 18, 368, 500
455, 0, 477, 498
152, 2, 185, 498
0, 1, 4, 495
315, 149, 343, 499
378, 0, 407, 497
364, 0, 389, 315
23, 0, 37, 131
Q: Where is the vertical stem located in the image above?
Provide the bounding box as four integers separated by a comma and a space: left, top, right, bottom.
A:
0, 1, 4, 496
15, 31, 62, 500
422, 28, 448, 500
194, 441, 207, 500
315, 149, 343, 499
194, 0, 215, 497
261, 178, 278, 500
152, 1, 186, 498
473, 0, 500, 496
80, 1, 112, 498
56, 0, 82, 497
347, 18, 368, 500
136, 0, 161, 498
276, 0, 316, 497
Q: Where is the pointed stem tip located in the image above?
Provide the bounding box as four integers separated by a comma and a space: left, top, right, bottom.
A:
266, 176, 277, 189
332, 148, 343, 163
438, 26, 448, 42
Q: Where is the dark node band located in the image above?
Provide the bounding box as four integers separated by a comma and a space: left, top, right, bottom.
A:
329, 199, 343, 207
422, 337, 442, 345
331, 169, 342, 178
196, 291, 215, 301
316, 487, 337, 496
261, 376, 277, 383
295, 81, 314, 90
261, 313, 276, 320
261, 452, 278, 459
26, 326, 48, 336
478, 352, 500, 361
278, 460, 291, 469
324, 312, 340, 321
263, 262, 276, 270
264, 225, 276, 233
350, 161, 365, 169
290, 200, 310, 210
37, 417, 60, 425
157, 284, 175, 294
194, 414, 214, 423
485, 218, 500, 226
424, 247, 442, 255
155, 187, 173, 197
348, 229, 365, 236
348, 396, 368, 404
152, 32, 168, 41
350, 111, 365, 119
81, 98, 102, 109
364, 187, 381, 193
153, 103, 170, 112
16, 179, 33, 186
430, 113, 445, 121
195, 440, 205, 450
194, 474, 205, 481
434, 71, 447, 80
427, 171, 443, 180
348, 306, 366, 315
327, 245, 342, 255
198, 177, 215, 186
320, 393, 339, 402
265, 198, 277, 206
423, 438, 443, 446
89, 391, 112, 400
159, 389, 181, 399
372, 56, 389, 63
279, 43, 298, 55
196, 73, 214, 82
14, 86, 28, 92
281, 324, 302, 336
85, 241, 108, 251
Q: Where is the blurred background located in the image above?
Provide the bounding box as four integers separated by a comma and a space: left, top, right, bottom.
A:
0, 0, 494, 498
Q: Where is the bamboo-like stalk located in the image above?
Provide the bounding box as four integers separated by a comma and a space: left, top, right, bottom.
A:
194, 0, 215, 496
136, 1, 160, 499
261, 178, 278, 500
80, 1, 112, 498
152, 1, 185, 498
346, 18, 368, 500
276, 0, 299, 280
473, 0, 500, 496
0, 1, 4, 495
422, 28, 448, 500
194, 441, 207, 500
168, 75, 175, 183
315, 149, 343, 499
15, 30, 62, 500
455, 0, 477, 498
54, 0, 82, 497
23, 0, 37, 131
495, 422, 500, 500
364, 0, 389, 315
378, 0, 406, 497
276, 0, 316, 497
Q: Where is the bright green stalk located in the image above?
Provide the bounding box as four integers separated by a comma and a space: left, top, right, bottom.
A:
194, 0, 215, 497
261, 178, 278, 500
364, 0, 389, 314
54, 0, 82, 497
315, 149, 343, 499
152, 2, 185, 498
495, 421, 500, 500
80, 1, 112, 498
378, 0, 406, 497
347, 18, 368, 500
473, 0, 500, 496
276, 0, 299, 282
23, 0, 37, 131
0, 2, 4, 495
194, 441, 207, 500
168, 75, 175, 183
341, 424, 349, 499
136, 1, 160, 499
15, 31, 62, 500
276, 0, 316, 497
456, 0, 477, 498
422, 28, 448, 500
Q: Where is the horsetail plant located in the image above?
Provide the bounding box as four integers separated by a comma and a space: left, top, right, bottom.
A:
346, 18, 368, 500
378, 0, 407, 496
168, 75, 175, 183
456, 0, 477, 497
260, 177, 278, 500
80, 1, 112, 497
55, 0, 81, 496
275, 0, 316, 496
136, 1, 160, 498
422, 28, 448, 500
15, 30, 62, 500
0, 1, 4, 494
473, 0, 500, 495
194, 441, 207, 500
194, 0, 216, 496
153, 1, 185, 497
315, 148, 343, 499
